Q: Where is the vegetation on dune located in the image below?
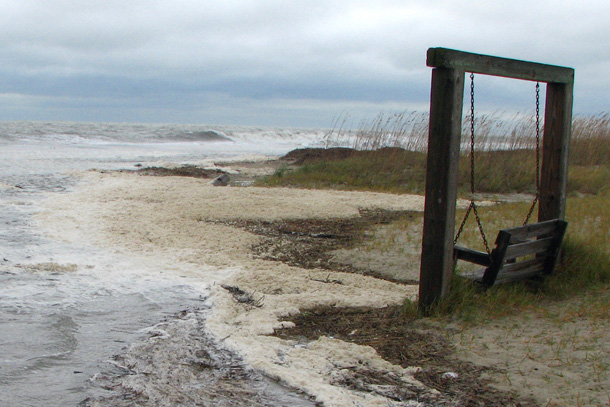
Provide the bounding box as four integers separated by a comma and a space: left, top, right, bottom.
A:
261, 112, 609, 197
262, 148, 428, 194
259, 111, 610, 321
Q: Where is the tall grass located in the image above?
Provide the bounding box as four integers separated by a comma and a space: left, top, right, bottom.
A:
322, 110, 610, 159
571, 112, 610, 166
323, 111, 541, 152
568, 113, 610, 195
263, 111, 610, 197
322, 111, 429, 151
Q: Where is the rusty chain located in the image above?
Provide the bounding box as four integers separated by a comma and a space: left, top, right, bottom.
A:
454, 73, 491, 255
523, 82, 541, 225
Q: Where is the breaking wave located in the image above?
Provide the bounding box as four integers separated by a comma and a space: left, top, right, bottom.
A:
0, 121, 326, 146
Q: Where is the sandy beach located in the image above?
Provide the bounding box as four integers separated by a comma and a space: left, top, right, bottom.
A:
38, 169, 428, 406
36, 166, 610, 406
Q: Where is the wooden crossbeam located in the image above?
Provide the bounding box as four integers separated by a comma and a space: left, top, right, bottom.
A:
427, 47, 574, 83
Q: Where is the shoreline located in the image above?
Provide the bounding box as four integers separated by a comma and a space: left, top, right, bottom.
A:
35, 161, 610, 406
37, 167, 430, 406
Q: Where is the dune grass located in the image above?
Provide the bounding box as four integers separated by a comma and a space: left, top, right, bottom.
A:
260, 111, 610, 321
262, 112, 608, 197
261, 149, 428, 194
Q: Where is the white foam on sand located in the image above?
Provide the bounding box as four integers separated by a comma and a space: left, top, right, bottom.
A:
37, 170, 430, 406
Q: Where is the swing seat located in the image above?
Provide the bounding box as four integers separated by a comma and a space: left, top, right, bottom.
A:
454, 219, 568, 287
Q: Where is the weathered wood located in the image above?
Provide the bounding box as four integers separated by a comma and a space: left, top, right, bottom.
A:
541, 220, 568, 274
460, 259, 546, 283
495, 264, 545, 283
454, 245, 492, 267
503, 219, 563, 241
539, 82, 573, 221
420, 47, 573, 305
455, 220, 567, 287
427, 48, 574, 84
500, 258, 546, 275
480, 231, 511, 287
419, 67, 465, 310
504, 236, 554, 259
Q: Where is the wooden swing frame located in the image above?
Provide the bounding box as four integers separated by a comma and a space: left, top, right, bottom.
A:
419, 48, 574, 309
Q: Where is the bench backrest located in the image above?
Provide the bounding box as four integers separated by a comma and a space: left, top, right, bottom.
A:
481, 219, 568, 286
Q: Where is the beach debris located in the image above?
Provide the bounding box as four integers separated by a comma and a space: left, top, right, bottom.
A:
18, 262, 78, 273
212, 173, 230, 186
221, 284, 264, 307
310, 273, 344, 285
136, 165, 225, 179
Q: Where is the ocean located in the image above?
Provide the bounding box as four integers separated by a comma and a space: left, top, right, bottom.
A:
0, 121, 325, 406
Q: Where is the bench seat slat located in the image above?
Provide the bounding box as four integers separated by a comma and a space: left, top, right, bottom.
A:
501, 219, 563, 241
495, 265, 545, 283
504, 237, 555, 259
498, 257, 546, 275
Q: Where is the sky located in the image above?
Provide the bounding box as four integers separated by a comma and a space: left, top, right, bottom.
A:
1, 0, 609, 128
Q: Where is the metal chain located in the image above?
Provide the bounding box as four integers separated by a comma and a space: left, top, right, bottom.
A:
523, 82, 541, 225
454, 203, 472, 245
469, 73, 476, 196
472, 202, 490, 254
454, 73, 491, 255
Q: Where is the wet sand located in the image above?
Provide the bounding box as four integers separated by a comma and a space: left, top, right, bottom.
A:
38, 170, 430, 406
37, 167, 610, 406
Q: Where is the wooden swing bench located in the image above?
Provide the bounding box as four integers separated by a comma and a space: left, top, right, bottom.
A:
454, 219, 568, 288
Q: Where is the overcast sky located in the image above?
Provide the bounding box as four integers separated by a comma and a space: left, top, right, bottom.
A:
1, 0, 608, 128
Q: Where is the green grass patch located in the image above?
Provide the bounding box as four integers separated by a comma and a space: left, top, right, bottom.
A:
568, 165, 610, 195
259, 149, 428, 194
406, 191, 610, 321
459, 149, 538, 194
260, 148, 540, 196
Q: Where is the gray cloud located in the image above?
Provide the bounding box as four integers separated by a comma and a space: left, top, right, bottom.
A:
0, 0, 608, 127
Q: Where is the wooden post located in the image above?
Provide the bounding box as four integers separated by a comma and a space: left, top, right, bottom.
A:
419, 67, 465, 310
539, 82, 574, 222
419, 48, 574, 309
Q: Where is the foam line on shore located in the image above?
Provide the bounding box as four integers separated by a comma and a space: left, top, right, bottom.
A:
37, 170, 431, 406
